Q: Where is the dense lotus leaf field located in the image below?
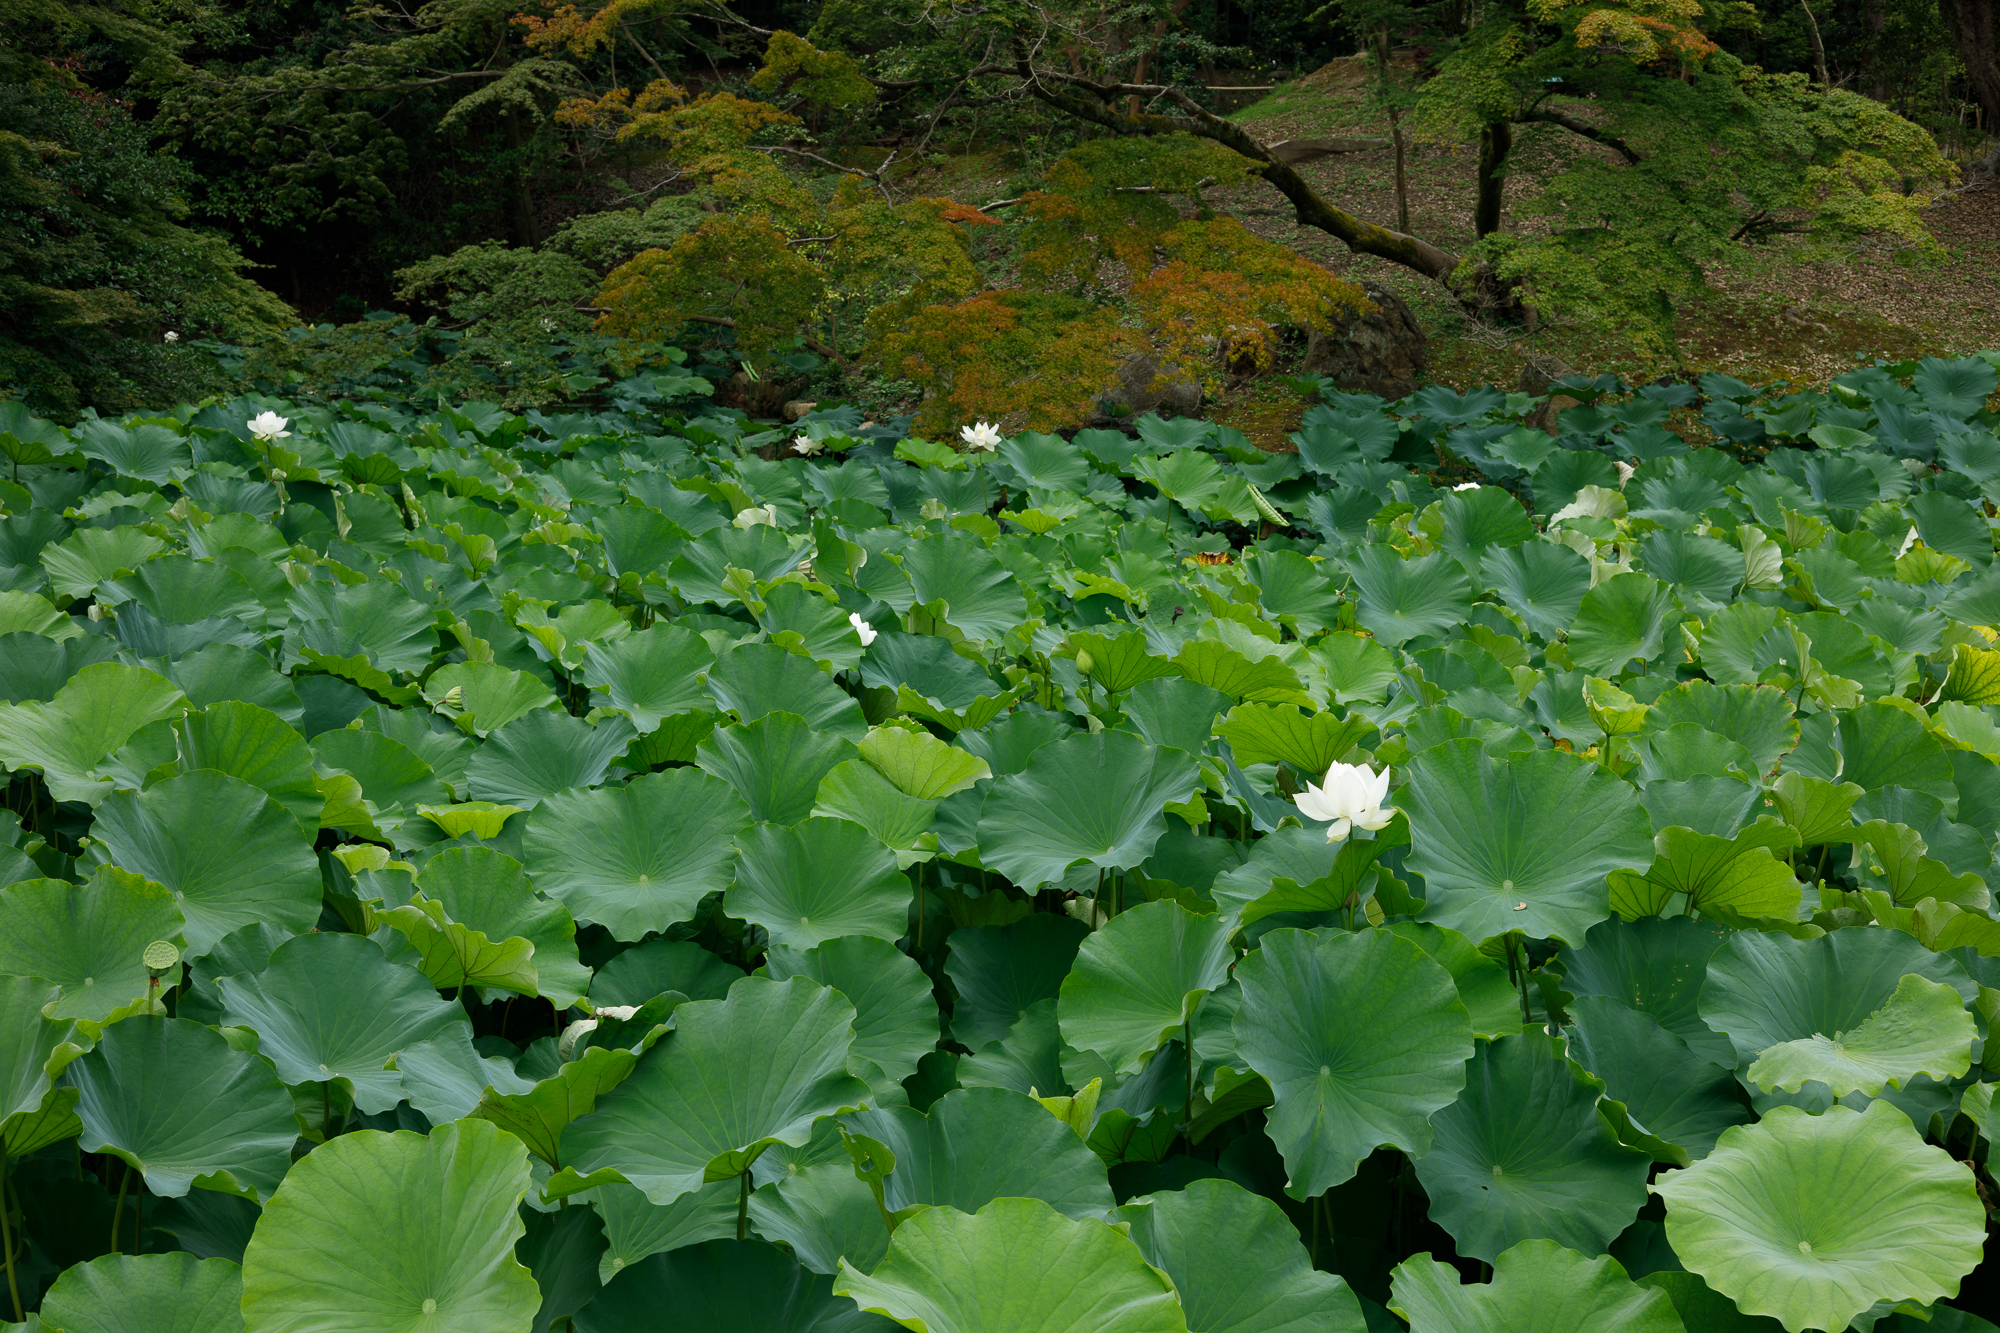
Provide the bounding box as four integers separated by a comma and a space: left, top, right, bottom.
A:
3, 353, 2000, 1332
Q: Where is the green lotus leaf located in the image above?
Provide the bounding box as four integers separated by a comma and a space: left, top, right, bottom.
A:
285, 577, 437, 675
1233, 927, 1473, 1197
390, 1024, 538, 1124
0, 591, 81, 642
591, 939, 744, 1006
42, 527, 168, 602
1633, 1271, 1784, 1333
1, 974, 84, 1157
697, 712, 858, 825
215, 932, 466, 1113
470, 1042, 648, 1167
746, 1124, 891, 1277
858, 726, 991, 801
377, 897, 537, 997
1835, 701, 1956, 806
465, 710, 636, 809
1643, 682, 1798, 774
1558, 916, 1736, 1068
1401, 740, 1653, 944
71, 419, 190, 483
1564, 995, 1752, 1165
725, 818, 912, 950
0, 867, 182, 1021
1383, 921, 1522, 1039
579, 624, 714, 732
762, 936, 937, 1087
111, 555, 263, 629
172, 701, 324, 836
975, 732, 1201, 891
1855, 818, 1988, 910
665, 525, 802, 605
1481, 542, 1591, 640
68, 1016, 295, 1201
1231, 830, 1401, 931
1066, 630, 1179, 695
558, 976, 870, 1205
706, 642, 866, 740
813, 759, 938, 853
1698, 927, 1974, 1083
1746, 973, 1975, 1097
1607, 818, 1803, 921
1346, 547, 1472, 648
37, 1252, 244, 1333
1246, 549, 1345, 635
419, 801, 521, 840
848, 1086, 1114, 1220
1389, 1239, 1684, 1333
1413, 1031, 1651, 1261
86, 770, 320, 956
1057, 901, 1232, 1075
832, 1196, 1188, 1333
1207, 825, 1339, 926
588, 1179, 739, 1285
577, 1237, 896, 1333
1215, 704, 1375, 776
902, 534, 1030, 643
1118, 677, 1228, 755
1568, 573, 1679, 676
403, 846, 589, 1007
309, 729, 450, 824
526, 768, 751, 941
0, 634, 116, 710
1656, 1102, 1986, 1333
1116, 1177, 1367, 1333
943, 915, 1090, 1050
957, 998, 1068, 1100
422, 662, 557, 738
0, 661, 185, 805
1171, 641, 1311, 706
240, 1119, 542, 1333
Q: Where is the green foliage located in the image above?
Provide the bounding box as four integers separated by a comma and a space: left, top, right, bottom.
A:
2, 352, 2000, 1329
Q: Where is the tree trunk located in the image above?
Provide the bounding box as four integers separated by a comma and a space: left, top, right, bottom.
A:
1799, 0, 1830, 89
1475, 121, 1512, 238
503, 110, 541, 248
1940, 0, 2000, 140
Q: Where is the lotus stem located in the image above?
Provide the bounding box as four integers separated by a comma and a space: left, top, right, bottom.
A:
1, 1156, 21, 1321
736, 1168, 751, 1241
110, 1159, 131, 1254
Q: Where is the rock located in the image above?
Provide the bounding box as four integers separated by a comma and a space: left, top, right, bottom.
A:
1302, 281, 1428, 399
1096, 353, 1204, 423
782, 399, 818, 422
1519, 355, 1578, 434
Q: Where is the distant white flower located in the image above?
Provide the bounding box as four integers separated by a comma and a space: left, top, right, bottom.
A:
733, 504, 779, 529
850, 612, 877, 646
1294, 761, 1395, 842
593, 1004, 639, 1020
163, 331, 180, 344
960, 421, 1003, 451
247, 411, 290, 441
793, 434, 823, 456
1897, 526, 1919, 557
1452, 481, 1480, 491
1614, 461, 1636, 488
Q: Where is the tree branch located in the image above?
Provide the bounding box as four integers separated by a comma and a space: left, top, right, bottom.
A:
683, 313, 852, 372
1517, 108, 1641, 165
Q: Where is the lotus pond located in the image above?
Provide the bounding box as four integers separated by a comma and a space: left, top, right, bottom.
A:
3, 355, 2000, 1332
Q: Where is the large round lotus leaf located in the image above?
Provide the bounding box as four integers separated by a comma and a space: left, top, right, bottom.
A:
1345, 547, 1472, 648
975, 731, 1200, 891
848, 1086, 1114, 1219
465, 709, 635, 809
724, 817, 911, 950
38, 1251, 244, 1333
408, 846, 590, 1007
69, 1016, 296, 1202
1116, 1178, 1368, 1333
590, 1179, 739, 1285
1382, 922, 1521, 1039
1400, 740, 1654, 944
169, 643, 303, 725
0, 660, 186, 805
1412, 1031, 1651, 1261
1644, 682, 1799, 775
762, 936, 937, 1086
696, 712, 858, 826
592, 939, 744, 1006
1557, 916, 1737, 1069
1232, 927, 1473, 1197
525, 768, 752, 941
1563, 995, 1752, 1165
559, 976, 870, 1206
0, 866, 182, 1021
1698, 926, 1974, 1091
1655, 1101, 1986, 1333
1, 973, 82, 1156
748, 1130, 891, 1277
173, 701, 323, 837
705, 642, 867, 740
576, 1238, 897, 1333
1389, 1239, 1684, 1333
832, 1196, 1188, 1333
240, 1119, 542, 1333
86, 769, 320, 956
1746, 972, 1976, 1098
310, 729, 448, 816
1057, 900, 1233, 1075
943, 914, 1091, 1050
900, 535, 1029, 644
579, 624, 714, 733
215, 932, 466, 1113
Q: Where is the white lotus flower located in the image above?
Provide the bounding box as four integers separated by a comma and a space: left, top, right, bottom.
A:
594, 1005, 639, 1020
163, 331, 180, 343
960, 421, 1003, 451
733, 504, 779, 529
850, 612, 877, 646
793, 434, 823, 456
1294, 761, 1395, 842
1897, 526, 1919, 557
247, 411, 290, 441
1452, 482, 1480, 491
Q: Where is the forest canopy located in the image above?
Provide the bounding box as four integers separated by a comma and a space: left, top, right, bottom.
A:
0, 0, 1988, 421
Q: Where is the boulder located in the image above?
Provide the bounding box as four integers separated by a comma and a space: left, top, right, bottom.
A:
1096, 353, 1204, 423
1301, 281, 1428, 399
